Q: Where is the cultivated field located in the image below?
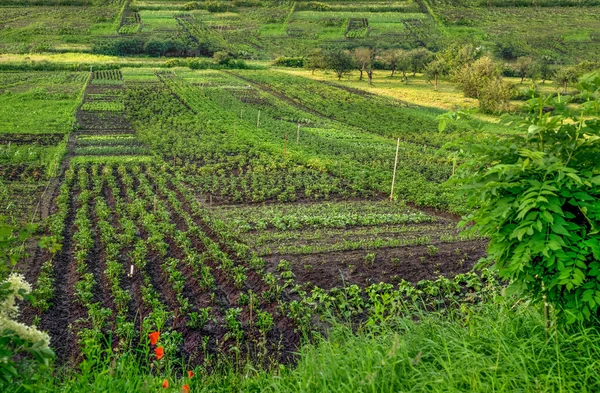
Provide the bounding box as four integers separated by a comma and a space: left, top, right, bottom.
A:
1, 66, 492, 369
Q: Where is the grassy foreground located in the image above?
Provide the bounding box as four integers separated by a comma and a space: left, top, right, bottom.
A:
10, 297, 600, 393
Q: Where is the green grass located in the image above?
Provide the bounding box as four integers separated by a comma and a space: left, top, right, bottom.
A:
0, 71, 86, 134
9, 297, 600, 392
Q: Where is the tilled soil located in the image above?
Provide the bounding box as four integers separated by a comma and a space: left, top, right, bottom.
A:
265, 240, 487, 290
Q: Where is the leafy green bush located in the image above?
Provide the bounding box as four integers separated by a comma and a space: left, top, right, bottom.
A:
273, 56, 305, 68
457, 72, 600, 324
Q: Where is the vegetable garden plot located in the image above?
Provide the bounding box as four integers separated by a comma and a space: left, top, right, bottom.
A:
211, 200, 486, 289
75, 80, 132, 133
161, 70, 461, 212
264, 240, 487, 290
125, 70, 488, 294
73, 71, 149, 158
35, 161, 299, 366
0, 133, 64, 146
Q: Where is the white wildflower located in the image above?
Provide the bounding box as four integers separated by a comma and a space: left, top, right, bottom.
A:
1, 273, 31, 318
0, 317, 50, 348
0, 274, 50, 349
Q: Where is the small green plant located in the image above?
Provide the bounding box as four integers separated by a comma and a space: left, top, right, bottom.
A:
427, 245, 439, 257
364, 253, 376, 266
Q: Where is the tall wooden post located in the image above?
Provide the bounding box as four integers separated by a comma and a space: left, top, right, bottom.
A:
390, 138, 400, 201
257, 110, 261, 128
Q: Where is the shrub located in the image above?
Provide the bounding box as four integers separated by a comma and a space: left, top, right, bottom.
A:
454, 72, 600, 325
206, 1, 234, 12
213, 51, 232, 65
144, 39, 170, 57
273, 56, 305, 68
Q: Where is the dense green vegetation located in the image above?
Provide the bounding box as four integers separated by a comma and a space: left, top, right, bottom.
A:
1, 0, 600, 392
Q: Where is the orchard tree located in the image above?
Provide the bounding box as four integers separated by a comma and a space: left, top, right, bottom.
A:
515, 56, 534, 84
408, 47, 433, 76
554, 66, 579, 93
424, 58, 447, 91
353, 47, 373, 81
381, 49, 405, 79
537, 55, 556, 84
305, 48, 326, 74
324, 49, 356, 80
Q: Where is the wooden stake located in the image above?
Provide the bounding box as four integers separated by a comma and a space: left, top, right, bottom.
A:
257, 110, 261, 128
240, 109, 243, 118
209, 194, 213, 208
296, 122, 300, 144
390, 138, 400, 201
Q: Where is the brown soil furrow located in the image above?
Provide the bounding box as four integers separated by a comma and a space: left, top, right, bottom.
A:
39, 178, 80, 363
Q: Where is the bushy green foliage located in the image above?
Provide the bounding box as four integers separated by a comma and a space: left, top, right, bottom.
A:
457, 72, 600, 324
273, 56, 306, 68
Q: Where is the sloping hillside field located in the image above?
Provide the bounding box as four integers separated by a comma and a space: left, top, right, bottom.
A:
3, 67, 489, 369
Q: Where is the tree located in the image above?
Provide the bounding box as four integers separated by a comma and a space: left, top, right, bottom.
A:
453, 56, 513, 113
453, 56, 501, 99
448, 72, 600, 325
554, 66, 579, 94
408, 48, 433, 76
424, 59, 447, 91
324, 49, 355, 80
515, 56, 534, 84
353, 47, 372, 81
305, 48, 326, 75
438, 42, 481, 72
144, 39, 169, 57
381, 49, 410, 81
496, 36, 528, 60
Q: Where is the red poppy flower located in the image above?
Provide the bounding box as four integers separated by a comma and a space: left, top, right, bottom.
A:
155, 346, 165, 360
182, 384, 190, 393
149, 331, 160, 346
187, 370, 194, 378
162, 379, 169, 388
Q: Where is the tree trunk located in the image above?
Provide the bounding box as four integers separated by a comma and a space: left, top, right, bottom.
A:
520, 74, 525, 84
391, 66, 396, 77
367, 69, 373, 85
359, 68, 364, 81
